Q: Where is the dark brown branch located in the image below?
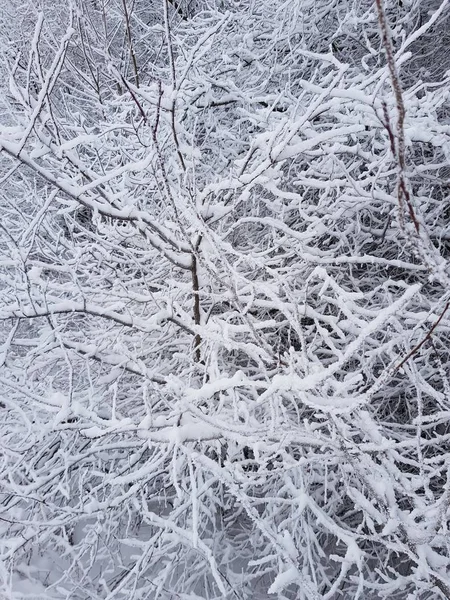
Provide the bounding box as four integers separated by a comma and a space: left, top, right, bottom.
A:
191, 240, 202, 363
121, 0, 140, 87
395, 300, 450, 371
374, 0, 420, 234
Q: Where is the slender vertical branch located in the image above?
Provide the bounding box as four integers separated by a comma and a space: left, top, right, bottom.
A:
374, 0, 420, 234
192, 236, 202, 363
163, 0, 177, 87
163, 0, 186, 172
121, 0, 140, 87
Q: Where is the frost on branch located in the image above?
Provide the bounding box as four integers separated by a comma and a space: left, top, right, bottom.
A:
0, 0, 450, 598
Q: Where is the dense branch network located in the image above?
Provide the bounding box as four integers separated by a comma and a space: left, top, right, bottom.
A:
0, 0, 450, 598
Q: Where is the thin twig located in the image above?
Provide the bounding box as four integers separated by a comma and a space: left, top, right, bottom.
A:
395, 300, 450, 372
121, 0, 140, 87
374, 0, 420, 234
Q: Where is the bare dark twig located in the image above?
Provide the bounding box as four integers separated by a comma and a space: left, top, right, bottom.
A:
374, 0, 420, 234
121, 0, 140, 87
395, 300, 450, 372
